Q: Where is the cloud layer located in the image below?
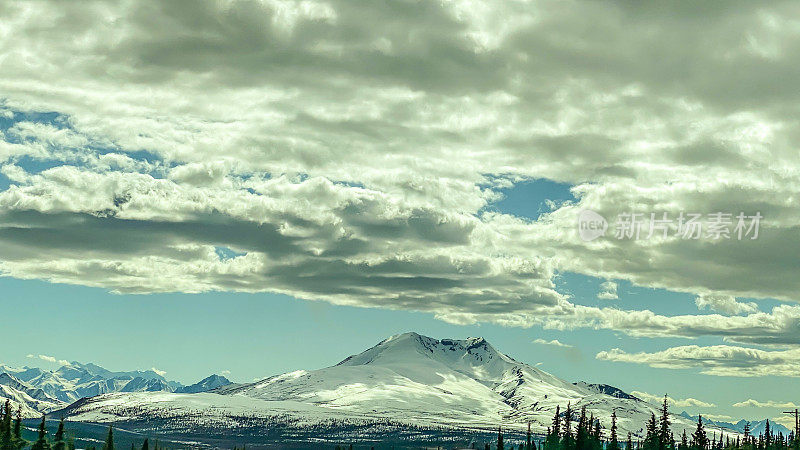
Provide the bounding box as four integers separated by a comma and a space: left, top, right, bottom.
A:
2, 0, 800, 379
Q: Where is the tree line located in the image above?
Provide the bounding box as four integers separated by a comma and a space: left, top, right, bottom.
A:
539, 396, 800, 450
5, 396, 799, 450
0, 399, 171, 450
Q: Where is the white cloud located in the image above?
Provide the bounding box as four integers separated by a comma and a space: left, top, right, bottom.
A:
532, 338, 574, 348
703, 414, 734, 421
597, 345, 800, 378
151, 367, 167, 377
26, 354, 69, 366
221, 370, 231, 376
695, 294, 758, 315
539, 304, 800, 347
732, 399, 800, 408
631, 391, 715, 408
0, 0, 799, 358
597, 281, 618, 300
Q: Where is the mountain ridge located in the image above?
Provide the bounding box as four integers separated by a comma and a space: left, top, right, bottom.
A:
54, 332, 742, 443
0, 361, 229, 417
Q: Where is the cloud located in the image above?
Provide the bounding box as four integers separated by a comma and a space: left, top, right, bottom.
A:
151, 367, 167, 377
597, 345, 800, 378
221, 370, 231, 376
732, 399, 800, 408
540, 304, 800, 347
631, 391, 715, 408
597, 281, 618, 300
0, 0, 800, 343
26, 354, 69, 365
532, 338, 574, 348
703, 414, 734, 421
771, 416, 797, 429
695, 294, 758, 315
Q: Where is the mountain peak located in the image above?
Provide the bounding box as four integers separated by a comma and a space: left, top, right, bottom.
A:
334, 332, 518, 384
177, 374, 233, 393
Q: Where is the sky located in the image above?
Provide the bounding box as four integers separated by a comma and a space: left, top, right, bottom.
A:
1, 0, 800, 429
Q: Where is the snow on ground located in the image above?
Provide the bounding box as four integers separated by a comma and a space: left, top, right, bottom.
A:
59, 333, 738, 442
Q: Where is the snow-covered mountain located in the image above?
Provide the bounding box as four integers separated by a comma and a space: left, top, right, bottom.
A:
0, 360, 239, 421
679, 412, 791, 437
175, 374, 232, 394
57, 333, 737, 444
0, 361, 182, 404
0, 373, 64, 417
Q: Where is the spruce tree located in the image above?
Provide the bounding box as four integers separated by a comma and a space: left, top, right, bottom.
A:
593, 419, 601, 444
498, 426, 504, 450
765, 421, 772, 448
645, 413, 658, 450
527, 422, 533, 450
53, 418, 67, 450
691, 416, 708, 450
0, 400, 11, 449
142, 439, 149, 450
548, 406, 562, 450
31, 415, 52, 450
627, 433, 634, 450
659, 396, 671, 450
103, 426, 114, 450
13, 408, 21, 441
576, 406, 588, 450
609, 411, 620, 450
564, 403, 575, 450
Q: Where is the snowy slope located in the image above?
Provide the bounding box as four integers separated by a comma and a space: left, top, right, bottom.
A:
176, 374, 232, 394
58, 332, 737, 442
0, 361, 182, 404
0, 373, 65, 417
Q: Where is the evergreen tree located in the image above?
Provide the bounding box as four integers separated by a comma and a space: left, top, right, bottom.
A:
142, 439, 149, 450
681, 430, 689, 450
498, 426, 504, 450
31, 415, 52, 450
627, 433, 634, 450
593, 419, 601, 443
1, 400, 11, 450
53, 418, 67, 450
691, 416, 708, 450
563, 403, 575, 450
659, 396, 672, 450
547, 406, 562, 450
103, 426, 114, 450
765, 421, 772, 448
576, 406, 589, 450
527, 422, 533, 450
609, 411, 621, 450
645, 413, 658, 450
13, 408, 21, 441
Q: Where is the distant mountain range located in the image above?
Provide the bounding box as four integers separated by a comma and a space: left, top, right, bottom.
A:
679, 412, 791, 437
0, 333, 785, 447
55, 333, 739, 445
0, 361, 230, 417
